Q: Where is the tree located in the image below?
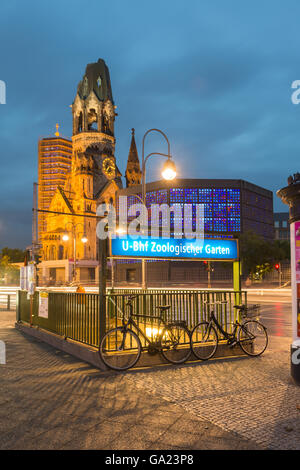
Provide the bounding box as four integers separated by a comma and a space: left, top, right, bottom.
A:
272, 239, 290, 262
0, 255, 19, 284
1, 247, 26, 262
238, 231, 290, 279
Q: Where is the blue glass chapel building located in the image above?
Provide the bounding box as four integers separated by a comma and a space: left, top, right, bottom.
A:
113, 178, 274, 285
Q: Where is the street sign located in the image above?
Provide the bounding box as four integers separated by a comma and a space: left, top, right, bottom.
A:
110, 237, 238, 261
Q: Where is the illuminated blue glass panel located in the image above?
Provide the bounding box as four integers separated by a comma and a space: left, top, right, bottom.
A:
213, 203, 227, 218
156, 189, 168, 204
227, 203, 240, 218
146, 191, 156, 206
214, 218, 227, 232
184, 188, 198, 203
198, 188, 212, 203
227, 189, 240, 203
205, 204, 213, 217
228, 218, 241, 231
170, 188, 184, 203
205, 218, 213, 231
213, 189, 227, 203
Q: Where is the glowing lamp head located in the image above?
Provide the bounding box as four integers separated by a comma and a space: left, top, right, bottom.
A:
162, 158, 176, 181
62, 233, 69, 242
81, 235, 88, 243
116, 227, 126, 235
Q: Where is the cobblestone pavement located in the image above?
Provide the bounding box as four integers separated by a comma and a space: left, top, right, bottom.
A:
0, 311, 260, 450
125, 335, 300, 450
1, 305, 299, 450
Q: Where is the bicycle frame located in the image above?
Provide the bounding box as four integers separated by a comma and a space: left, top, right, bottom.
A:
121, 302, 174, 351
208, 312, 258, 345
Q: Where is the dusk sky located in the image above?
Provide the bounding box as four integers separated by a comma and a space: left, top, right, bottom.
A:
0, 0, 299, 247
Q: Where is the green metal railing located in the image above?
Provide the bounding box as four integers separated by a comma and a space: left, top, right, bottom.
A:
17, 289, 247, 349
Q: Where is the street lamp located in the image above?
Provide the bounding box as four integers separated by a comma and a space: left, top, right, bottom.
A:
62, 222, 88, 283
161, 158, 177, 181
141, 128, 177, 290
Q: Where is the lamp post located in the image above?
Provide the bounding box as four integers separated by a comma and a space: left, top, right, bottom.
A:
141, 129, 177, 290
62, 222, 88, 283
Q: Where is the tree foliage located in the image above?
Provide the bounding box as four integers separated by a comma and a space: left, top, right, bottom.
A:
239, 231, 290, 277
0, 247, 25, 284
1, 247, 25, 262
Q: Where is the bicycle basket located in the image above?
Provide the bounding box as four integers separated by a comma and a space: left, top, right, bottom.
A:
242, 304, 260, 319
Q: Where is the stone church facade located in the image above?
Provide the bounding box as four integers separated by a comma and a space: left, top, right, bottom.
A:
39, 59, 140, 285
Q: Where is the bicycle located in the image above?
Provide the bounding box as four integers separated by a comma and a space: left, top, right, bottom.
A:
99, 295, 191, 371
190, 301, 268, 361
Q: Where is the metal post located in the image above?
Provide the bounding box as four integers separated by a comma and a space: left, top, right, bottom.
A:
233, 260, 241, 316
73, 229, 77, 282
98, 237, 107, 343
279, 262, 282, 288
141, 129, 171, 290
207, 261, 211, 289
111, 258, 115, 290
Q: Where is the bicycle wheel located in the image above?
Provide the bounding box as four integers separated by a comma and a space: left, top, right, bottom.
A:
237, 320, 268, 357
160, 324, 191, 364
99, 327, 141, 371
191, 322, 218, 360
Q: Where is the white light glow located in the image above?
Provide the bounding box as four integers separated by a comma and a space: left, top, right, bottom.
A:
162, 159, 176, 181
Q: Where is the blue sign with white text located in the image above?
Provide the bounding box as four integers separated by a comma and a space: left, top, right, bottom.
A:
111, 237, 238, 260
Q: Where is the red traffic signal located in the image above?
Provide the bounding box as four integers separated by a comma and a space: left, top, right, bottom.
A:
275, 263, 280, 271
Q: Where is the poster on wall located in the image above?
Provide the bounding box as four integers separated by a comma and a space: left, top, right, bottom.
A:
27, 263, 36, 295
20, 266, 27, 290
39, 292, 49, 319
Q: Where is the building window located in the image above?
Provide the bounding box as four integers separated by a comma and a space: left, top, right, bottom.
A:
126, 269, 136, 282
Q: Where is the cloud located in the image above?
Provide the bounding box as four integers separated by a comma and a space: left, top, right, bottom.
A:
0, 0, 299, 245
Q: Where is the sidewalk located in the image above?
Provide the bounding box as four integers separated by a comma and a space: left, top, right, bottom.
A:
0, 310, 260, 450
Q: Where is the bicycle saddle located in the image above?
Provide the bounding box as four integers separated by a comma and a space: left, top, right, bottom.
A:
156, 305, 171, 311
233, 305, 245, 310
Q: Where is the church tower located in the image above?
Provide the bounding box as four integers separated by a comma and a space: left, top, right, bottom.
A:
71, 58, 122, 194
40, 59, 123, 282
125, 128, 142, 187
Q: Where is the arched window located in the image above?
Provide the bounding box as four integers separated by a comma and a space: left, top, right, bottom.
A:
49, 245, 56, 260
58, 245, 64, 260
87, 108, 98, 131
78, 112, 83, 132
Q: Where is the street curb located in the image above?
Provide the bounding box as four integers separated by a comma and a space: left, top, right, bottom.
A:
15, 321, 247, 371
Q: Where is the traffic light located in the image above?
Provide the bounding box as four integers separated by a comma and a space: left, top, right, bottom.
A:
34, 253, 42, 265
275, 263, 280, 271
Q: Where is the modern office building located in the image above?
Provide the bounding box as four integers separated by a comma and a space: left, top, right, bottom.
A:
274, 212, 290, 240
38, 128, 72, 240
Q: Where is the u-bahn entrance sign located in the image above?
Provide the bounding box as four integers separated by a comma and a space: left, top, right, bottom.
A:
110, 236, 241, 293
111, 237, 238, 261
